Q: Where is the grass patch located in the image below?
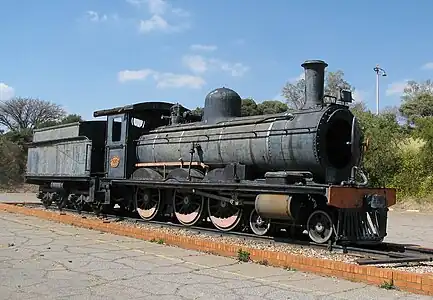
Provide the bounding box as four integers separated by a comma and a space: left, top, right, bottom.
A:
237, 249, 250, 262
150, 238, 165, 244
379, 280, 395, 290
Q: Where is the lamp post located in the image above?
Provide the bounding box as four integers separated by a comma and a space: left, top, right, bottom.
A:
373, 64, 387, 115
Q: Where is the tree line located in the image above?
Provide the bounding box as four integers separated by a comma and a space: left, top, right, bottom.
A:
2, 73, 433, 204
0, 97, 83, 187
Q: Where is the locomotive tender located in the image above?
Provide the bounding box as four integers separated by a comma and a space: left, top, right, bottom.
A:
25, 60, 396, 245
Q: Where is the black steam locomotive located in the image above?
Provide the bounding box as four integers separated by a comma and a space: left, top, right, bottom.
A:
25, 60, 396, 245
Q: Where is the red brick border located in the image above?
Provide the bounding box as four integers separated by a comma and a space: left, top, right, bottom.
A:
1, 203, 432, 296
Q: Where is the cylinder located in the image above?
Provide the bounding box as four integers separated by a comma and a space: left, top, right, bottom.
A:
301, 60, 328, 108
254, 194, 295, 220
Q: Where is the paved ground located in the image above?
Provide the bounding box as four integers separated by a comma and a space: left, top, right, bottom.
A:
386, 211, 433, 248
0, 193, 40, 204
0, 211, 431, 299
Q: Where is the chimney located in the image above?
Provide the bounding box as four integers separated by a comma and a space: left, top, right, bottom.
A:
301, 60, 328, 108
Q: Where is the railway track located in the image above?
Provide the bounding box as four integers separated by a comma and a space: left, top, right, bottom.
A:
5, 201, 433, 266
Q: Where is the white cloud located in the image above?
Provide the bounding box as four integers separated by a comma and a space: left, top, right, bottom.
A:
118, 69, 154, 82
190, 44, 217, 52
422, 62, 433, 70
130, 0, 190, 34
213, 60, 249, 77
139, 15, 170, 33
83, 10, 119, 23
182, 55, 249, 77
85, 11, 108, 22
153, 72, 205, 89
386, 79, 410, 96
0, 83, 15, 101
117, 69, 205, 89
182, 55, 208, 73
147, 0, 168, 15
127, 0, 189, 16
171, 8, 190, 17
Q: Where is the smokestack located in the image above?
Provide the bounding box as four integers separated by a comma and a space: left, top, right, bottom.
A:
301, 60, 328, 108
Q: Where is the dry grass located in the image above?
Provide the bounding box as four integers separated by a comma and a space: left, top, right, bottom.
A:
393, 196, 433, 212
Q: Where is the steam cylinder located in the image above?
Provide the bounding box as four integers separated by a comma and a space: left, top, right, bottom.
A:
136, 60, 361, 184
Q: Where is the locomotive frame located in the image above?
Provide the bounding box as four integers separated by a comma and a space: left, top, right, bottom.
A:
25, 59, 396, 245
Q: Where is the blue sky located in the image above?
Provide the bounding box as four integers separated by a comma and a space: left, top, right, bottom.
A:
1, 0, 433, 120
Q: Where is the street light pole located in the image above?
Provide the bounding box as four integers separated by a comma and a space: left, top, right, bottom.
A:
373, 64, 387, 115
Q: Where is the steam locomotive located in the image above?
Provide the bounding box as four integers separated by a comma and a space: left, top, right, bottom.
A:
25, 60, 396, 245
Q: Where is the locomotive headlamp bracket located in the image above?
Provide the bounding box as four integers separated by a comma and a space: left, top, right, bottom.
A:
339, 89, 353, 103
364, 194, 386, 209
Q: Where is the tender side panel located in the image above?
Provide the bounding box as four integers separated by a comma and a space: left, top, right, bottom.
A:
32, 123, 80, 143
326, 186, 397, 209
26, 140, 92, 177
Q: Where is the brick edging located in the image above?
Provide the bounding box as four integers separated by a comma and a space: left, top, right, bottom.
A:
1, 203, 432, 296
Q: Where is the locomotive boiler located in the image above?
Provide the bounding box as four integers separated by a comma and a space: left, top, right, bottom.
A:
136, 60, 359, 185
25, 59, 396, 246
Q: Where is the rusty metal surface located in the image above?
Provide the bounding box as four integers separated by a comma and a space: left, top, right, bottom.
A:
26, 140, 92, 177
326, 186, 397, 209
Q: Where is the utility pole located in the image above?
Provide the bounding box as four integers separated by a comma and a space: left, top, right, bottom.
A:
373, 65, 387, 115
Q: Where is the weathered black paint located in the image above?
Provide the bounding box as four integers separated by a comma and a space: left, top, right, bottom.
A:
202, 87, 242, 124
301, 59, 328, 109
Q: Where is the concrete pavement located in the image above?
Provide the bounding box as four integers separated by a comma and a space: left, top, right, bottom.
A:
0, 210, 430, 299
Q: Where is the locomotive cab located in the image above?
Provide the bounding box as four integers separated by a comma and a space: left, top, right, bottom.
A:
93, 101, 187, 180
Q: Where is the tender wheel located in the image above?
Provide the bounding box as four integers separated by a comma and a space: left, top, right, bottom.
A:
41, 193, 53, 208
135, 188, 162, 221
56, 193, 69, 210
71, 195, 86, 213
208, 198, 242, 232
172, 190, 204, 226
249, 209, 271, 236
306, 210, 334, 244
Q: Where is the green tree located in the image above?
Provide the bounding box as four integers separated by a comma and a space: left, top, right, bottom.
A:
36, 114, 83, 129
401, 79, 433, 103
257, 100, 288, 115
324, 70, 353, 99
351, 105, 404, 188
241, 98, 259, 116
281, 70, 354, 109
400, 92, 433, 123
281, 79, 306, 109
0, 135, 25, 186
